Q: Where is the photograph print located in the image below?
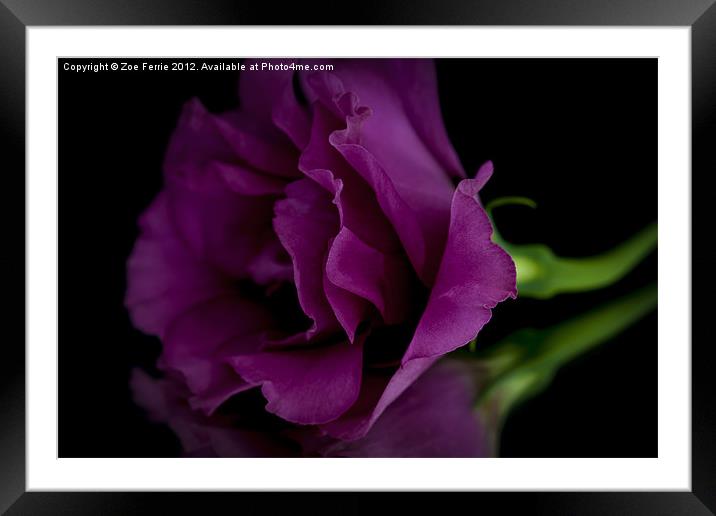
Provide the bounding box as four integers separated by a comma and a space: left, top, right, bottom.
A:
58, 57, 656, 458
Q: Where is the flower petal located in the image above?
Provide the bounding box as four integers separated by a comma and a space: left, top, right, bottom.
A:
166, 183, 275, 279
298, 103, 410, 335
213, 161, 287, 196
402, 163, 517, 363
300, 60, 462, 283
153, 98, 296, 285
304, 59, 465, 180
299, 102, 402, 254
320, 356, 437, 440
321, 163, 516, 440
272, 178, 340, 339
237, 60, 311, 149
125, 192, 231, 336
379, 59, 465, 180
164, 98, 298, 185
325, 226, 412, 325
229, 341, 364, 425
162, 295, 274, 414
321, 260, 369, 342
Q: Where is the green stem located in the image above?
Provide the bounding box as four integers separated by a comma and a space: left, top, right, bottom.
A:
503, 223, 657, 299
486, 196, 657, 299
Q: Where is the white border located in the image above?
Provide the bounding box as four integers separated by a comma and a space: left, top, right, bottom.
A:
27, 27, 690, 491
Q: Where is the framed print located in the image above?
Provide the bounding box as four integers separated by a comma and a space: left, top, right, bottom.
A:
3, 1, 713, 514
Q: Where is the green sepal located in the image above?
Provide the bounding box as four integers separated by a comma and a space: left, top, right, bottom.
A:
486, 197, 657, 299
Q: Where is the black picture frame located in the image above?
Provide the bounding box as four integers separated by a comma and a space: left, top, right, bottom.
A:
2, 1, 712, 514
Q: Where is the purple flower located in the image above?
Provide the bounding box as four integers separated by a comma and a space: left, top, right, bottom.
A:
126, 59, 516, 450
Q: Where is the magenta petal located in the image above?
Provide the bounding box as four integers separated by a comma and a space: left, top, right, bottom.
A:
403, 168, 517, 363
301, 61, 462, 283
164, 98, 298, 185
322, 234, 370, 344
237, 60, 310, 149
334, 139, 429, 270
325, 226, 411, 325
229, 341, 363, 425
212, 109, 299, 178
163, 99, 237, 190
379, 60, 465, 180
317, 360, 489, 457
299, 79, 428, 280
299, 103, 402, 255
273, 178, 339, 338
320, 356, 437, 440
322, 263, 369, 342
272, 83, 312, 149
294, 172, 372, 341
167, 184, 274, 279
213, 161, 287, 196
238, 63, 294, 126
162, 295, 273, 414
321, 165, 515, 440
125, 193, 231, 337
302, 59, 464, 181
326, 60, 460, 184
157, 98, 295, 283
297, 103, 405, 334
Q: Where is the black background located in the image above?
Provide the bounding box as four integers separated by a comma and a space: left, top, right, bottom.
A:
58, 58, 656, 458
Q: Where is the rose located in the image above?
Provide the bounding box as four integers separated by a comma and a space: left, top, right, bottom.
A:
126, 59, 516, 447
131, 358, 492, 457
